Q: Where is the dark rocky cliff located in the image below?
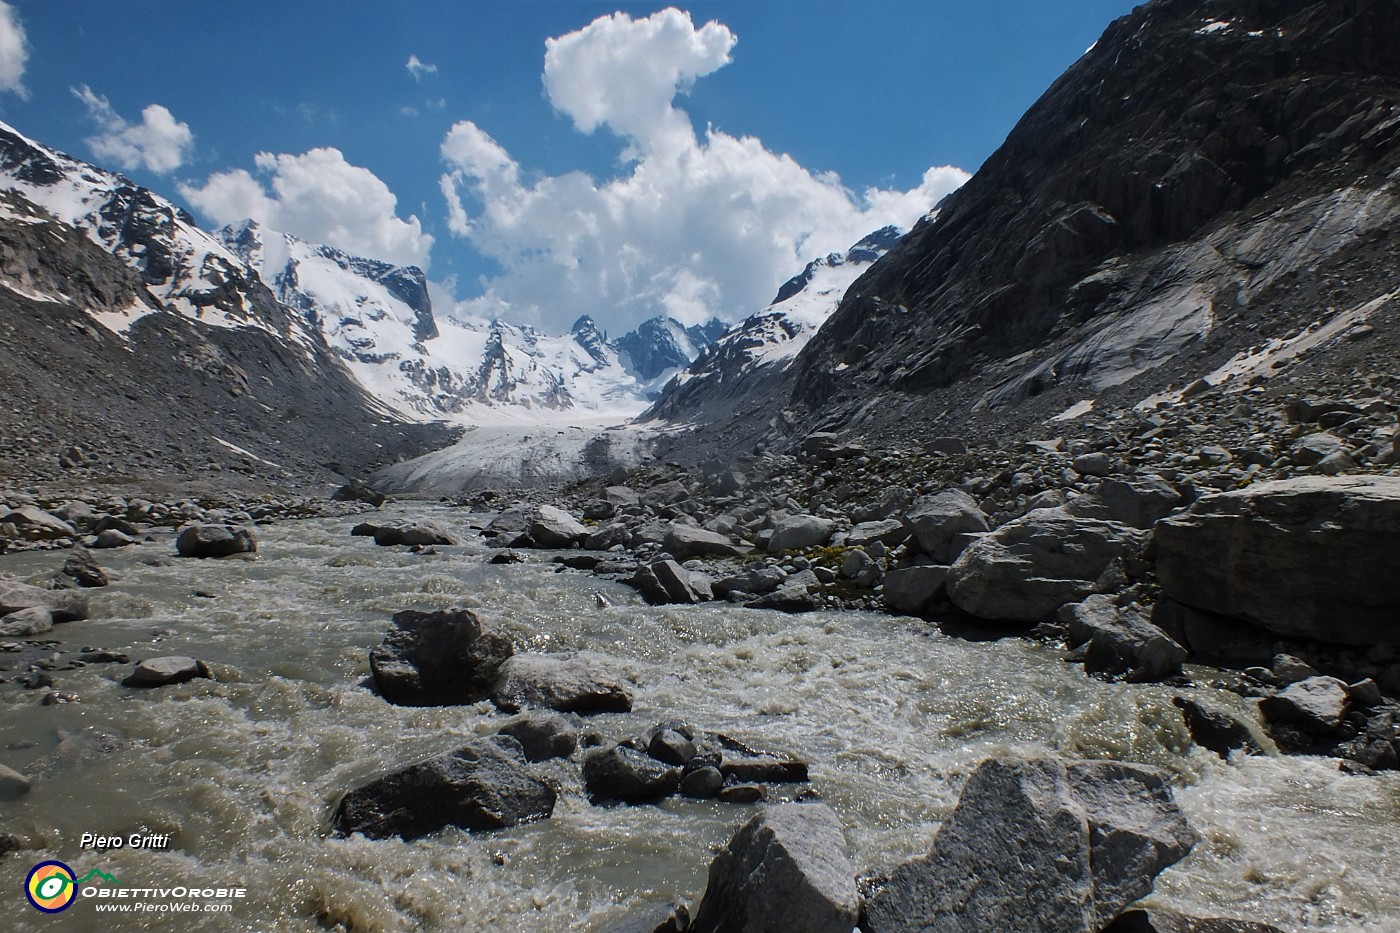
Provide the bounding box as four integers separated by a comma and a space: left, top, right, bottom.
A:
776, 0, 1400, 448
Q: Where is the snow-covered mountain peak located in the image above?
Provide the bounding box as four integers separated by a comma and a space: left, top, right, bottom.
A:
0, 121, 298, 341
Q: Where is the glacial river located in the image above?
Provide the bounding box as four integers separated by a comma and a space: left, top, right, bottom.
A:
1, 505, 1397, 932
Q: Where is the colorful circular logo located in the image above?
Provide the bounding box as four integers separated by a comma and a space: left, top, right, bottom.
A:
25, 861, 77, 913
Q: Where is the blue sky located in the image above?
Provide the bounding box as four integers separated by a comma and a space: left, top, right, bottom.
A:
0, 1, 1137, 334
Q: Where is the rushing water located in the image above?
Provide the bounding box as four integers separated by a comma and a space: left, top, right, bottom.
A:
1, 504, 1397, 932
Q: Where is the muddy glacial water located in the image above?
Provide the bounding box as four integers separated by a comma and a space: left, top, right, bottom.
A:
1, 504, 1397, 932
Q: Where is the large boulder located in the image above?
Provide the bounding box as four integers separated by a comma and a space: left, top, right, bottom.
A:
903, 490, 989, 562
882, 566, 949, 615
1258, 676, 1350, 735
690, 803, 859, 933
1063, 595, 1187, 682
663, 523, 745, 559
0, 579, 89, 622
863, 757, 1196, 933
768, 515, 836, 552
496, 710, 578, 762
369, 608, 513, 706
529, 505, 590, 548
333, 735, 555, 840
491, 652, 633, 714
1154, 476, 1400, 644
947, 510, 1147, 623
175, 523, 257, 558
1065, 475, 1183, 528
1, 506, 76, 538
0, 606, 53, 636
846, 519, 910, 549
369, 520, 457, 547
581, 744, 681, 802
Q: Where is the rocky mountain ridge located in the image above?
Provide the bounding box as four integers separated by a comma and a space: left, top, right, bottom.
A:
647, 0, 1400, 463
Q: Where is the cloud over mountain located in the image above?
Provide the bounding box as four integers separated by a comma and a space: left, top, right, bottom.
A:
73, 85, 193, 174
441, 9, 967, 333
181, 147, 434, 269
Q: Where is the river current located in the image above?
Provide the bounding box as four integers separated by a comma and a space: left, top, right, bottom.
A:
2, 504, 1397, 931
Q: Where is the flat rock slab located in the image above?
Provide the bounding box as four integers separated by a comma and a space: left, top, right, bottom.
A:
1154, 476, 1400, 644
492, 652, 633, 714
370, 608, 513, 706
864, 757, 1196, 933
123, 656, 212, 688
334, 735, 555, 840
690, 802, 859, 933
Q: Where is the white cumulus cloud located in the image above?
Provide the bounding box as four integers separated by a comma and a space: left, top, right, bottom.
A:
180, 147, 434, 269
73, 85, 194, 174
406, 54, 437, 81
441, 8, 968, 333
0, 1, 26, 97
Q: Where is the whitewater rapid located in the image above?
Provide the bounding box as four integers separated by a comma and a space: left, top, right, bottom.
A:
2, 505, 1396, 931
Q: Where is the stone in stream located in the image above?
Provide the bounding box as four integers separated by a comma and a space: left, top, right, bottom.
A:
1172, 697, 1262, 759
0, 578, 89, 622
91, 528, 136, 549
862, 757, 1196, 933
1258, 676, 1350, 735
528, 505, 590, 548
334, 735, 555, 840
680, 766, 725, 799
947, 509, 1148, 623
1062, 595, 1187, 682
0, 763, 31, 800
1154, 476, 1400, 645
582, 744, 681, 803
496, 710, 578, 762
370, 608, 513, 706
0, 606, 53, 636
175, 523, 257, 558
1104, 908, 1286, 932
689, 802, 859, 933
122, 656, 212, 688
368, 520, 457, 547
60, 548, 110, 587
491, 652, 633, 714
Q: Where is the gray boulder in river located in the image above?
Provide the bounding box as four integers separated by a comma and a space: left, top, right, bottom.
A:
863, 757, 1195, 933
1154, 476, 1400, 644
369, 608, 513, 706
689, 802, 859, 933
333, 735, 555, 840
175, 523, 257, 558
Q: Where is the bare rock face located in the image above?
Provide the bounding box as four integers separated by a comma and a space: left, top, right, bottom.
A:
863, 757, 1195, 933
1154, 476, 1400, 644
947, 509, 1147, 623
333, 735, 555, 840
369, 608, 513, 706
690, 803, 860, 933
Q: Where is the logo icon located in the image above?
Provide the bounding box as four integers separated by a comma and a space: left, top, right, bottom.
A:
25, 861, 77, 913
